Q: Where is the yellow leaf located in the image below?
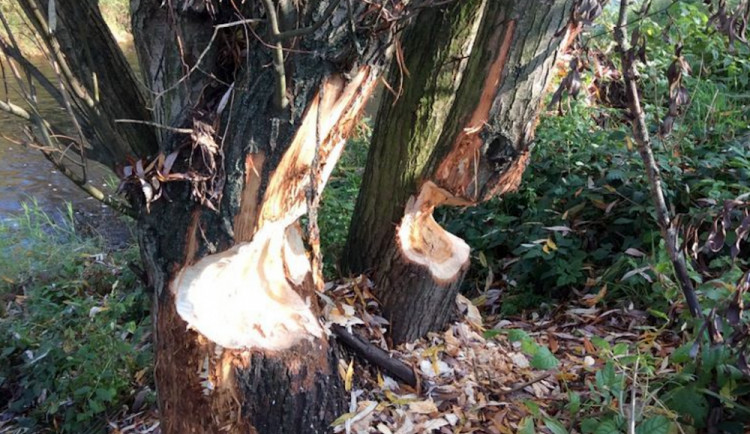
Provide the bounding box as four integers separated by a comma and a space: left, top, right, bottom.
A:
422, 345, 445, 359
591, 198, 609, 210
345, 359, 354, 392
478, 251, 488, 268
384, 390, 414, 405
1, 276, 14, 284
626, 136, 634, 151
338, 359, 347, 381
329, 412, 354, 427
582, 284, 607, 307
543, 238, 557, 254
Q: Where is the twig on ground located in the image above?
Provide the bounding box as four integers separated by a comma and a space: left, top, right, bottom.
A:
499, 371, 553, 395
331, 324, 418, 387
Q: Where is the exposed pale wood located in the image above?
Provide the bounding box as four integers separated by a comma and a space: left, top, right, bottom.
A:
173, 214, 320, 350
233, 153, 266, 242
397, 181, 471, 283
172, 66, 378, 353
434, 19, 517, 198
259, 68, 376, 225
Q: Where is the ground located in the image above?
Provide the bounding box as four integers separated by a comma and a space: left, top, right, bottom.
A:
103, 274, 687, 433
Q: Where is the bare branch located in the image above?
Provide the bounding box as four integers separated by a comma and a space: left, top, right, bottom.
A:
115, 118, 194, 134
16, 0, 95, 108
0, 100, 135, 217
260, 0, 290, 109
614, 0, 702, 318
260, 0, 342, 109
0, 11, 65, 103
331, 324, 417, 387
38, 146, 136, 218
0, 99, 32, 121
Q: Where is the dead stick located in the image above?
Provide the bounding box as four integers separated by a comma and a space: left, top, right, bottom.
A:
331, 324, 417, 387
499, 371, 552, 395
614, 0, 701, 318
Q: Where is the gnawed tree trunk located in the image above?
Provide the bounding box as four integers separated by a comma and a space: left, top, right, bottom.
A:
344, 0, 576, 344
127, 1, 394, 432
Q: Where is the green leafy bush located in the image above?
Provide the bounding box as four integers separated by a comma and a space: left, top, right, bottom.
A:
440, 0, 750, 315
0, 203, 152, 432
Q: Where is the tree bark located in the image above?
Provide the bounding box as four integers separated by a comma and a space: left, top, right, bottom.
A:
127, 1, 394, 432
16, 0, 158, 166
344, 0, 576, 343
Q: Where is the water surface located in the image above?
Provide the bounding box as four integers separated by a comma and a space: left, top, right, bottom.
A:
0, 45, 138, 220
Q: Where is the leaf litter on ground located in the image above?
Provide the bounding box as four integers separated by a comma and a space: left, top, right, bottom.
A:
102, 274, 684, 434
321, 276, 683, 433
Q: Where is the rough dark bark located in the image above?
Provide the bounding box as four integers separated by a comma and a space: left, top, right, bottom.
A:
344, 0, 576, 343
376, 237, 469, 344
125, 1, 395, 432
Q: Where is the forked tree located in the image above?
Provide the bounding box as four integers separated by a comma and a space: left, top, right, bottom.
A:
1, 0, 576, 431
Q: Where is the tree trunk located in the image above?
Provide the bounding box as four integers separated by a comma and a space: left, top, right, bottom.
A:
16, 0, 158, 166
127, 1, 394, 432
344, 0, 575, 344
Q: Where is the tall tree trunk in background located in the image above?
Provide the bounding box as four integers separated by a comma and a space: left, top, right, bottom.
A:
344, 0, 575, 344
127, 1, 394, 432
15, 0, 158, 166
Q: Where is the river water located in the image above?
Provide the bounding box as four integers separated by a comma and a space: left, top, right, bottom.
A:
0, 45, 139, 220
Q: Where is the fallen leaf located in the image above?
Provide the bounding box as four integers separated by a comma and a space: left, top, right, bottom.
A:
345, 359, 354, 392
408, 400, 438, 415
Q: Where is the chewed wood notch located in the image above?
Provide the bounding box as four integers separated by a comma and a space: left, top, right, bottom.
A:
396, 181, 471, 284
170, 68, 378, 351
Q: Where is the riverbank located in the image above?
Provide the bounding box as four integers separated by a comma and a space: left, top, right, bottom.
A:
0, 202, 151, 432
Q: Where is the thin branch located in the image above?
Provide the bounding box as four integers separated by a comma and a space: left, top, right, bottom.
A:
499, 371, 553, 395
271, 0, 342, 41
38, 145, 136, 218
260, 0, 290, 109
581, 0, 680, 46
16, 0, 95, 108
115, 118, 194, 134
0, 100, 134, 217
260, 0, 343, 109
0, 38, 63, 105
214, 18, 264, 29
150, 25, 221, 102
614, 0, 702, 318
0, 99, 32, 121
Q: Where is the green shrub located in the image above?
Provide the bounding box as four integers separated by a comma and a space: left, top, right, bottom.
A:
440, 0, 750, 314
0, 202, 152, 432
